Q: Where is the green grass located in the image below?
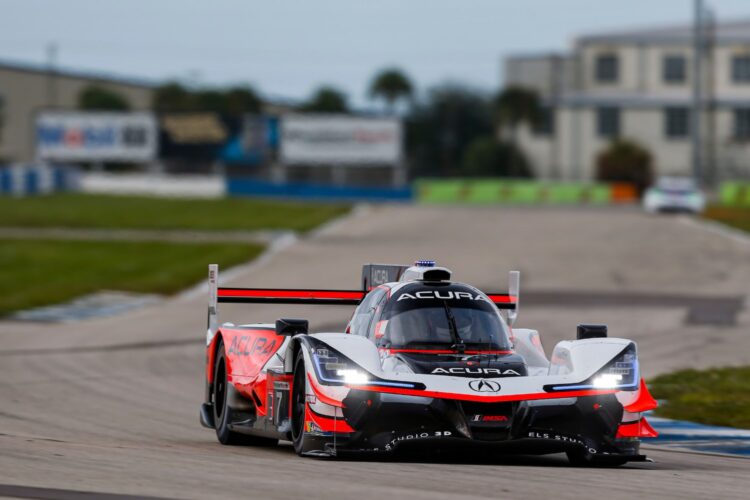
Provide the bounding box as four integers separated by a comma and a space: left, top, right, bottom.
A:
0, 194, 350, 232
649, 366, 750, 429
704, 205, 750, 234
0, 239, 264, 316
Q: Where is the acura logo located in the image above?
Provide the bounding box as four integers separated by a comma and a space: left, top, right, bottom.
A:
468, 379, 501, 393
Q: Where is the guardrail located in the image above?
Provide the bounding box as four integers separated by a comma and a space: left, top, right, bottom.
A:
415, 179, 636, 205
0, 164, 80, 196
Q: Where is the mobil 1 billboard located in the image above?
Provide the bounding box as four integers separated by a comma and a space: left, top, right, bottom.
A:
36, 111, 158, 162
280, 114, 402, 165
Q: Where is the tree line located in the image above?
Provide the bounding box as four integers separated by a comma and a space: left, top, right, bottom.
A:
75, 68, 652, 184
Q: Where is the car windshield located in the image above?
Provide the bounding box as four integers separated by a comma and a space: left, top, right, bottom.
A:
379, 286, 512, 351
657, 177, 697, 194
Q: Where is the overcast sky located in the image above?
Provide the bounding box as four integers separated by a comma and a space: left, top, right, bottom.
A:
2, 0, 750, 106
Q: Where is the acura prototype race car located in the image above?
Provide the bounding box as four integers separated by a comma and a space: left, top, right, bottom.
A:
200, 261, 658, 465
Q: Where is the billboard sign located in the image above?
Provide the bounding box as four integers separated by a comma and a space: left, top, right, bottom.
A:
36, 111, 158, 162
280, 114, 401, 165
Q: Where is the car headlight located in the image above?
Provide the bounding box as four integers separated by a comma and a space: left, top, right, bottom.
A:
549, 343, 639, 392
311, 347, 370, 386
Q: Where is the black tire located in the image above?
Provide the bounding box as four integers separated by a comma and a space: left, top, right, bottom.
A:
213, 340, 278, 447
291, 348, 310, 455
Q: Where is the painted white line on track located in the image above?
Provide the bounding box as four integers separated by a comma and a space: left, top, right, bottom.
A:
677, 214, 750, 246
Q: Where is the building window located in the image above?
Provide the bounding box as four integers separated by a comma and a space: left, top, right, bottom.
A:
597, 107, 620, 138
532, 106, 555, 136
734, 109, 750, 140
732, 55, 750, 83
663, 55, 686, 83
595, 54, 619, 83
664, 107, 690, 139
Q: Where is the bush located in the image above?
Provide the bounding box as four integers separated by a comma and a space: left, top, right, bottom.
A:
460, 136, 533, 178
596, 139, 653, 195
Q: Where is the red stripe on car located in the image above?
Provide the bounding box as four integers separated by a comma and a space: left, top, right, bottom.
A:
346, 384, 617, 403
218, 288, 365, 300
307, 373, 345, 408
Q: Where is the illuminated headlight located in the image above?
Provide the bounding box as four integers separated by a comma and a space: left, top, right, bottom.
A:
592, 373, 623, 388
591, 345, 638, 390
549, 343, 639, 392
312, 347, 370, 386
335, 369, 369, 385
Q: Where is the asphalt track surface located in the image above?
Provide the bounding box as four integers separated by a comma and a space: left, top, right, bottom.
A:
1, 205, 749, 499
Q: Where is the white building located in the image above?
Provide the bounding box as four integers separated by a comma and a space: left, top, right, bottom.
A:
505, 19, 750, 182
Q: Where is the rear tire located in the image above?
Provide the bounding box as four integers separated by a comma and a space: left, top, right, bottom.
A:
213, 340, 278, 447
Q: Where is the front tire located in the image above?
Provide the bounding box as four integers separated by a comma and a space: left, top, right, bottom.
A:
213, 340, 278, 447
291, 349, 311, 455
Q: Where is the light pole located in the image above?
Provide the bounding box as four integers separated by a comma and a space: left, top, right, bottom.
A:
691, 0, 704, 185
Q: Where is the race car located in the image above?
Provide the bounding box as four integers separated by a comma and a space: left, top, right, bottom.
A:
200, 260, 658, 466
643, 176, 706, 214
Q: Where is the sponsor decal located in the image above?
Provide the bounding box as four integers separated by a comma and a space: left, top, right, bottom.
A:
470, 415, 509, 422
432, 367, 520, 376
383, 430, 453, 451
228, 335, 277, 357
468, 379, 502, 393
304, 420, 332, 436
372, 269, 390, 286
396, 291, 492, 303
527, 431, 597, 454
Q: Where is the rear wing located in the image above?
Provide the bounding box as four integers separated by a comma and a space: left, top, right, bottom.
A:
206, 264, 520, 343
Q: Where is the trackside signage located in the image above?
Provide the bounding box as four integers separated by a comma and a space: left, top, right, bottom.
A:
36, 112, 158, 162
280, 114, 402, 165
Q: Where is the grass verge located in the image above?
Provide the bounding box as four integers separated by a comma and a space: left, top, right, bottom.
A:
0, 239, 264, 316
0, 194, 350, 232
649, 366, 750, 429
703, 205, 750, 234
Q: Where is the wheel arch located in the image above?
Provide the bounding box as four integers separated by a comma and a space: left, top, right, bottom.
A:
284, 334, 314, 374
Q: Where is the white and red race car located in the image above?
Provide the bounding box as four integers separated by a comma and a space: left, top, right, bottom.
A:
200, 260, 658, 465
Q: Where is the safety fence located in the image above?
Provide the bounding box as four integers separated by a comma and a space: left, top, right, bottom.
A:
0, 164, 80, 196
415, 179, 637, 205
719, 182, 750, 207
226, 177, 413, 202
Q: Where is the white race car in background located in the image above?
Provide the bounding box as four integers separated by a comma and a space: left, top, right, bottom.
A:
643, 176, 706, 214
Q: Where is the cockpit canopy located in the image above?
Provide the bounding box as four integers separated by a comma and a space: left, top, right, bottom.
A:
377, 283, 512, 351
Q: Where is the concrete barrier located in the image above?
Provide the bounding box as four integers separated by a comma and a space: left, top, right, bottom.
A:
80, 173, 225, 198
415, 179, 636, 205
0, 164, 80, 196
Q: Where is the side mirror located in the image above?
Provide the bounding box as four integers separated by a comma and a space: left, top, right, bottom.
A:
577, 324, 607, 340
276, 318, 308, 336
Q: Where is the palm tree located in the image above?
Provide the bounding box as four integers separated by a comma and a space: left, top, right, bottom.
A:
299, 86, 348, 113
492, 86, 542, 138
492, 86, 542, 176
369, 68, 413, 114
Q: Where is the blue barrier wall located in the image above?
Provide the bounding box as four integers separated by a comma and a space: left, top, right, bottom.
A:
227, 177, 413, 202
0, 164, 80, 196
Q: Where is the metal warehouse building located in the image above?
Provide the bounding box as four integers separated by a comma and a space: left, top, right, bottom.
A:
0, 60, 154, 163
